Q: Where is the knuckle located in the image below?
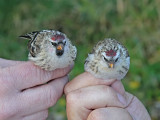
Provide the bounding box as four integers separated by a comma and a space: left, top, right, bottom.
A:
19, 64, 33, 79
62, 67, 68, 75
101, 85, 111, 93
101, 85, 116, 98
102, 85, 109, 91
45, 86, 59, 107
22, 63, 50, 84
34, 67, 47, 83
66, 92, 78, 106
88, 109, 102, 120
56, 67, 69, 77
38, 68, 54, 84
60, 67, 69, 76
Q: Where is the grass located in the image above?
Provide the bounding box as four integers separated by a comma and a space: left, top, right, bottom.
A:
0, 0, 160, 119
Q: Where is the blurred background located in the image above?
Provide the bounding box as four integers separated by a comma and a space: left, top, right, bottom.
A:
0, 0, 160, 119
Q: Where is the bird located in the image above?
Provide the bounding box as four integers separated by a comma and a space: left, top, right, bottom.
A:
20, 30, 77, 71
84, 38, 130, 80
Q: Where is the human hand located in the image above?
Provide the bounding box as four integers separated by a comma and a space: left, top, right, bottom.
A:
65, 72, 151, 120
0, 58, 73, 120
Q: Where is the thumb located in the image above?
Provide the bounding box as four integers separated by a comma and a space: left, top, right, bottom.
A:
124, 92, 151, 120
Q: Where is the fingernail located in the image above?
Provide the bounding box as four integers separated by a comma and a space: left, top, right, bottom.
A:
117, 93, 126, 105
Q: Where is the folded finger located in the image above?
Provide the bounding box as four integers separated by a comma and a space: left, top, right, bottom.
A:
87, 107, 132, 120
111, 80, 125, 95
66, 85, 125, 120
0, 61, 73, 91
18, 76, 68, 115
65, 72, 115, 94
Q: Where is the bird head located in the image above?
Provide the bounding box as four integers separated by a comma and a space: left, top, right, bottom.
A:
50, 32, 67, 56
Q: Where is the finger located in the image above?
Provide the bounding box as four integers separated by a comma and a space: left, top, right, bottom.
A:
87, 107, 133, 120
22, 110, 48, 120
1, 61, 73, 90
66, 85, 125, 120
64, 72, 115, 94
111, 80, 125, 95
125, 92, 151, 120
18, 76, 68, 115
0, 58, 24, 68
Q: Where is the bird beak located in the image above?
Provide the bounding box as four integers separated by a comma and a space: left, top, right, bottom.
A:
57, 44, 63, 50
56, 43, 64, 56
109, 63, 114, 68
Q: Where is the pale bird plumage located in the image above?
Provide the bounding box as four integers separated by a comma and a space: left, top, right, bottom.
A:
84, 38, 130, 80
20, 30, 77, 71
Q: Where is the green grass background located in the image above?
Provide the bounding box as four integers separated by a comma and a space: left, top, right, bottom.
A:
0, 0, 160, 119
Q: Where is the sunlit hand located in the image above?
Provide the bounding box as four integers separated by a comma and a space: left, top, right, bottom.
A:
0, 58, 73, 120
65, 72, 151, 120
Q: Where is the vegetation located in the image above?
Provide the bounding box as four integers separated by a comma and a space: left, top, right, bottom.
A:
0, 0, 160, 119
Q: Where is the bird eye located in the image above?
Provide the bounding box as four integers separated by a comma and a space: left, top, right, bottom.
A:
51, 42, 57, 46
115, 58, 119, 62
103, 56, 109, 62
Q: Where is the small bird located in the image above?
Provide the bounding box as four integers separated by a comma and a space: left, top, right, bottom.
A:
20, 30, 77, 71
84, 38, 130, 80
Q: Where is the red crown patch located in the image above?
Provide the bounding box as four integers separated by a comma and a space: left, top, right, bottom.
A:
51, 34, 65, 41
105, 50, 116, 56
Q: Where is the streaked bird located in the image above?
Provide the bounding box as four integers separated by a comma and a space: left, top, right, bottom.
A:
85, 38, 130, 80
20, 30, 77, 71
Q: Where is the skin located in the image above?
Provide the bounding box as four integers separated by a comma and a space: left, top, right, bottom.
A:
0, 58, 73, 120
64, 72, 151, 120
